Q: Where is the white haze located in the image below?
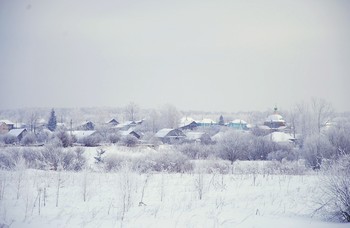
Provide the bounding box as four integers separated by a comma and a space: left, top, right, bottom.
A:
1, 0, 349, 112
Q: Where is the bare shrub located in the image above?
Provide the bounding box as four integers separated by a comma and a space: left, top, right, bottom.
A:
177, 143, 213, 159
152, 149, 193, 172
41, 146, 63, 170
56, 130, 73, 147
3, 134, 17, 145
104, 149, 193, 173
316, 155, 350, 222
108, 133, 121, 144
0, 149, 16, 170
21, 148, 46, 169
267, 149, 299, 162
82, 134, 101, 147
217, 131, 249, 164
194, 159, 230, 174
21, 132, 37, 145
122, 135, 138, 147
303, 134, 335, 169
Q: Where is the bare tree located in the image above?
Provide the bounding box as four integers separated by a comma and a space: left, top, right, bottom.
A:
295, 101, 312, 138
29, 112, 39, 133
217, 130, 248, 164
124, 102, 140, 121
311, 98, 333, 133
160, 104, 180, 129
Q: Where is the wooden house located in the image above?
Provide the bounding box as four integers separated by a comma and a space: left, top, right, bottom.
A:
155, 128, 186, 143
0, 120, 15, 134
8, 128, 27, 142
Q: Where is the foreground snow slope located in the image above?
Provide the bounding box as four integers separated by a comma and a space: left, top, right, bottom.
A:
0, 169, 347, 228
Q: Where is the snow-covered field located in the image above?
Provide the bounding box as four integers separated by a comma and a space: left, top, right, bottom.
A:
0, 166, 347, 228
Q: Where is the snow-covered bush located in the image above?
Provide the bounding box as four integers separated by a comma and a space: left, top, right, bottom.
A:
317, 155, 350, 222
56, 130, 73, 147
72, 147, 86, 171
41, 146, 63, 170
104, 149, 193, 173
326, 122, 350, 157
216, 130, 249, 164
152, 149, 193, 172
247, 136, 276, 160
36, 129, 53, 144
122, 135, 138, 147
2, 134, 17, 145
108, 133, 121, 144
267, 149, 298, 162
302, 134, 335, 169
176, 143, 213, 159
194, 159, 231, 174
82, 134, 101, 147
0, 149, 16, 170
21, 132, 37, 145
21, 147, 46, 169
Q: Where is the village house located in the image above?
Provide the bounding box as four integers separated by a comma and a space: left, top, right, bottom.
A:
119, 128, 141, 139
107, 118, 119, 126
8, 128, 28, 142
185, 131, 212, 144
226, 119, 249, 130
179, 117, 198, 130
197, 118, 216, 127
155, 128, 186, 143
0, 120, 15, 134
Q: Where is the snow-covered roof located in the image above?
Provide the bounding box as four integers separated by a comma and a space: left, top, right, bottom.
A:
81, 121, 94, 125
265, 114, 285, 123
119, 128, 138, 136
0, 119, 14, 125
37, 118, 47, 124
185, 132, 206, 140
179, 117, 196, 127
266, 132, 295, 143
70, 130, 96, 139
8, 128, 27, 137
198, 118, 216, 124
230, 119, 247, 124
107, 119, 119, 124
155, 128, 174, 138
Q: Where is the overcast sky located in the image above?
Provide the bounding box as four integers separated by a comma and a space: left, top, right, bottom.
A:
1, 0, 349, 112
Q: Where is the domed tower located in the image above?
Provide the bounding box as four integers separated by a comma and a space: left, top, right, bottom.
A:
264, 107, 286, 130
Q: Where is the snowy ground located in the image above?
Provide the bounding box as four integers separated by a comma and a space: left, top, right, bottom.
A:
0, 167, 347, 228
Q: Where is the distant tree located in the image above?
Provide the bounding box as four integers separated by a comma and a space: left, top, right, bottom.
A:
124, 102, 140, 121
326, 121, 350, 157
160, 104, 180, 129
48, 109, 57, 132
218, 115, 225, 126
29, 112, 39, 133
311, 98, 333, 133
217, 131, 248, 164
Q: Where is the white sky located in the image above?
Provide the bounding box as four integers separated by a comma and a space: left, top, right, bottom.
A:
1, 0, 349, 112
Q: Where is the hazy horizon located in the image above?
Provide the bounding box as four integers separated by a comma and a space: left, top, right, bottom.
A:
1, 0, 350, 112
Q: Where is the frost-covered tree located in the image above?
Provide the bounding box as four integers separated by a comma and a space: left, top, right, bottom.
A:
303, 134, 335, 169
159, 104, 180, 129
217, 130, 248, 164
48, 108, 57, 132
124, 102, 139, 121
311, 98, 333, 134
